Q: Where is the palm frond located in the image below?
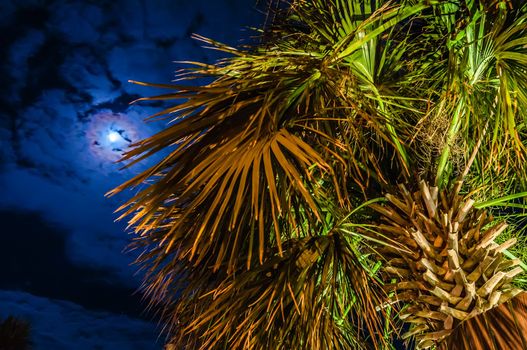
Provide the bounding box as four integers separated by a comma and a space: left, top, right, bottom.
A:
444, 292, 527, 350
161, 232, 387, 350
110, 1, 527, 349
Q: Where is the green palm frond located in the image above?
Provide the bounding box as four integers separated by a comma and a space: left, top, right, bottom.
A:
425, 1, 527, 188
161, 232, 387, 350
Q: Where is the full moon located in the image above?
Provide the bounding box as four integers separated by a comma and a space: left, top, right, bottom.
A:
87, 111, 142, 164
107, 131, 121, 143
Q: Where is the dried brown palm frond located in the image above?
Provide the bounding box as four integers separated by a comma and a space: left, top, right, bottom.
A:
160, 231, 387, 350
445, 291, 527, 350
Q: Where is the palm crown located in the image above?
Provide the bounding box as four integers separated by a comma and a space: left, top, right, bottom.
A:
110, 0, 527, 349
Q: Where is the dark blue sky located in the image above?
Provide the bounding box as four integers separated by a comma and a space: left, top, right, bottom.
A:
0, 1, 263, 348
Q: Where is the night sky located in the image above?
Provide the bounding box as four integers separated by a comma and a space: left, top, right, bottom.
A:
0, 1, 263, 348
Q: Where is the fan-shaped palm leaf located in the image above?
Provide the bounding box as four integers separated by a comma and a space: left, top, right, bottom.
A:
111, 1, 527, 349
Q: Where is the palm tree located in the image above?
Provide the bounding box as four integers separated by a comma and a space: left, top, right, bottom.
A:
110, 0, 527, 349
0, 316, 31, 350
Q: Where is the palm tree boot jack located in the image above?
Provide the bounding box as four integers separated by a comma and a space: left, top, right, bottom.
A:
370, 180, 524, 349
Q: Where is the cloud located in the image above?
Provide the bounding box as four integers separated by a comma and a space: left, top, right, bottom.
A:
0, 290, 161, 350
0, 0, 265, 338
0, 167, 139, 284
0, 209, 149, 316
46, 2, 104, 44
